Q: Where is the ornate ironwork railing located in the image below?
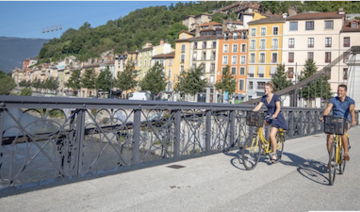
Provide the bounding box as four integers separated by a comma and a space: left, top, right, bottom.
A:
0, 96, 358, 191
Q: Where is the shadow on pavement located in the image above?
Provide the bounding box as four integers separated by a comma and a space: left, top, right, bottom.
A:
281, 152, 329, 185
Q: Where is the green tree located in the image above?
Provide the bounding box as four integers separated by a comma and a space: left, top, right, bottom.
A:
96, 66, 112, 93
0, 75, 16, 95
32, 77, 42, 93
298, 59, 332, 100
115, 62, 138, 97
81, 68, 98, 96
272, 63, 292, 92
214, 65, 236, 95
175, 64, 207, 100
65, 69, 82, 95
139, 62, 167, 100
20, 87, 33, 96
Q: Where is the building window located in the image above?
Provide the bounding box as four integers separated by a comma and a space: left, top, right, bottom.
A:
169, 59, 172, 66
210, 63, 215, 73
202, 42, 207, 49
272, 39, 278, 49
224, 32, 229, 41
251, 28, 256, 36
288, 52, 294, 63
233, 32, 238, 40
261, 27, 266, 36
180, 65, 184, 74
232, 56, 237, 65
308, 38, 314, 48
241, 44, 246, 52
193, 53, 197, 61
240, 56, 246, 64
181, 44, 185, 53
250, 40, 256, 50
202, 52, 206, 60
272, 53, 278, 63
344, 37, 350, 47
168, 68, 172, 78
212, 41, 216, 48
273, 27, 279, 35
239, 79, 245, 91
352, 22, 358, 28
325, 20, 334, 29
250, 53, 255, 63
325, 52, 331, 63
259, 53, 265, 63
181, 54, 185, 63
260, 39, 266, 49
308, 52, 314, 61
223, 56, 228, 65
249, 81, 253, 89
223, 44, 229, 53
258, 73, 264, 78
232, 44, 238, 53
240, 67, 245, 75
248, 73, 254, 78
306, 21, 314, 30
324, 68, 331, 79
211, 52, 216, 60
288, 67, 294, 78
290, 22, 298, 31
210, 75, 214, 83
193, 42, 197, 49
289, 38, 295, 48
343, 68, 348, 80
257, 82, 265, 89
231, 67, 236, 75
325, 37, 332, 47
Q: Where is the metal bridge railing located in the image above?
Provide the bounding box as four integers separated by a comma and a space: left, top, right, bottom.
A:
0, 96, 358, 191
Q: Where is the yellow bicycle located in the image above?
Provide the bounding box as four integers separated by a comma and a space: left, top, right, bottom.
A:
242, 111, 286, 170
323, 115, 351, 185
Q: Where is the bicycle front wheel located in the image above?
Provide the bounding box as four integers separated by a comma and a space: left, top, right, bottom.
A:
339, 143, 346, 174
242, 133, 261, 170
328, 141, 337, 185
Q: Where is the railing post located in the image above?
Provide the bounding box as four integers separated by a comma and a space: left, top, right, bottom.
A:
0, 108, 3, 157
132, 109, 141, 165
289, 111, 294, 137
307, 111, 311, 134
205, 109, 211, 152
229, 110, 235, 149
314, 111, 319, 133
74, 109, 85, 177
174, 109, 181, 158
299, 111, 303, 136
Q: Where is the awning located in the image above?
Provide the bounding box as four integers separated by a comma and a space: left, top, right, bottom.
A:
270, 66, 277, 74
248, 66, 255, 74
258, 66, 265, 74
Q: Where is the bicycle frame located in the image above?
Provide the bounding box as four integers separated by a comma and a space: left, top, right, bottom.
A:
254, 127, 285, 154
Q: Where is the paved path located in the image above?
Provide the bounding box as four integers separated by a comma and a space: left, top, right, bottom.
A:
1, 126, 360, 212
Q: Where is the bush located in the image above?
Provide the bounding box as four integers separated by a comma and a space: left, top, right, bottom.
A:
20, 87, 33, 96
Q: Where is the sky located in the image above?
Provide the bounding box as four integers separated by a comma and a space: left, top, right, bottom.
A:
0, 1, 186, 39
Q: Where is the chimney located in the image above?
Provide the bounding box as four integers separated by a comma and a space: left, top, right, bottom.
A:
282, 13, 288, 18
195, 25, 200, 37
338, 7, 345, 15
160, 39, 164, 45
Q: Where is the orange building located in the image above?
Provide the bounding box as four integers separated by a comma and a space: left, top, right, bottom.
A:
217, 30, 248, 101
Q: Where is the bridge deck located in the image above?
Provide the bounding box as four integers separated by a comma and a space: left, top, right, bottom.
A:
1, 127, 360, 212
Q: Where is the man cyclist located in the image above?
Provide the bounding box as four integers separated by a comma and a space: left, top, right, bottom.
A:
319, 84, 356, 161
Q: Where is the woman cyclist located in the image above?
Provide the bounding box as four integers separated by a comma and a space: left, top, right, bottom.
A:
252, 81, 288, 162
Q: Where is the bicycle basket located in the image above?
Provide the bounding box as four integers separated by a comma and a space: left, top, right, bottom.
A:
323, 115, 347, 135
246, 111, 264, 127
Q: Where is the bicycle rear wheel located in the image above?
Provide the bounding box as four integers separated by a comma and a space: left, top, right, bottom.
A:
242, 133, 261, 170
328, 141, 337, 185
271, 133, 284, 163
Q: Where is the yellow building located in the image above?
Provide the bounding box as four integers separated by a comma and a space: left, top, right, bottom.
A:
247, 17, 285, 100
